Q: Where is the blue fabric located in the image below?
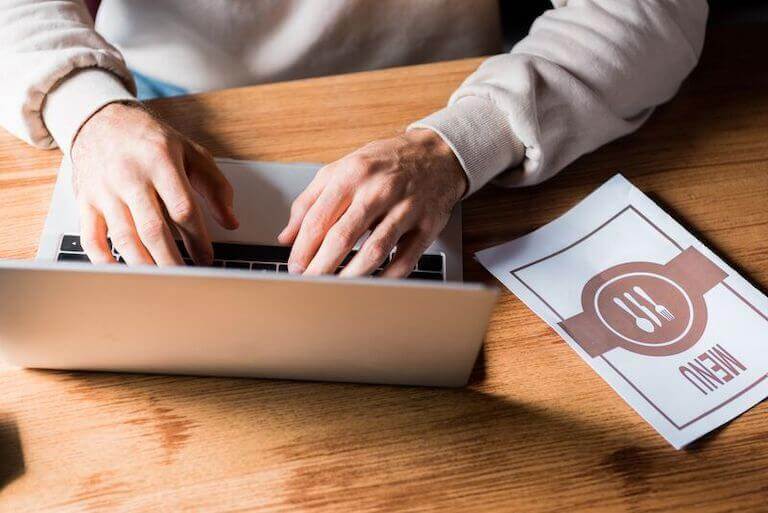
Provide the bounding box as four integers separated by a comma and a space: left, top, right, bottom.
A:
132, 70, 188, 100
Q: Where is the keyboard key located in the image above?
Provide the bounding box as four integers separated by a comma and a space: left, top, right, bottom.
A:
60, 235, 84, 253
407, 271, 443, 281
57, 252, 90, 263
251, 263, 277, 271
212, 242, 291, 263
417, 254, 443, 272
59, 237, 446, 280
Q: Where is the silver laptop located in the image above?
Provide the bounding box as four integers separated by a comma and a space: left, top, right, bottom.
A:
0, 158, 497, 387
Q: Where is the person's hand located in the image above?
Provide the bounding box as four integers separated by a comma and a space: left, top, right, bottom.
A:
278, 128, 467, 278
71, 102, 239, 266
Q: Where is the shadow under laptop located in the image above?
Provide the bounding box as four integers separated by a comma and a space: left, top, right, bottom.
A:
48, 367, 637, 502
0, 413, 25, 492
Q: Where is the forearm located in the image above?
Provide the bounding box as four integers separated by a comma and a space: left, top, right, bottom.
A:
412, 0, 709, 195
0, 0, 136, 154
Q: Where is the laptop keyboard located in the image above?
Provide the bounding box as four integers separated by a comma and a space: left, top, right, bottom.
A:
56, 234, 445, 281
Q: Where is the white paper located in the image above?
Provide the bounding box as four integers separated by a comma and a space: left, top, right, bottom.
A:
476, 174, 768, 449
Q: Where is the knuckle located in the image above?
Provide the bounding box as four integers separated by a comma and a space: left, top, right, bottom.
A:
328, 224, 355, 247
137, 217, 166, 241
111, 230, 136, 250
366, 239, 391, 264
149, 132, 179, 153
346, 155, 372, 175
400, 197, 419, 213
316, 164, 333, 179
168, 197, 197, 224
302, 221, 324, 241
359, 180, 405, 210
290, 197, 308, 216
348, 154, 367, 168
122, 186, 150, 206
302, 210, 324, 230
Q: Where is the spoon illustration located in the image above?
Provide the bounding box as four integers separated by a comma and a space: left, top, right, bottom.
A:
623, 291, 662, 327
612, 296, 655, 333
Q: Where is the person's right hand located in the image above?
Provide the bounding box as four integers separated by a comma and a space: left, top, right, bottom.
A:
71, 102, 239, 266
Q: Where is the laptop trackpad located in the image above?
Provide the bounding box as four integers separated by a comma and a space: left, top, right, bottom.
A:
203, 159, 320, 244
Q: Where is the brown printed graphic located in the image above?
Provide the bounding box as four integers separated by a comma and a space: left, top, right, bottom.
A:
560, 247, 727, 357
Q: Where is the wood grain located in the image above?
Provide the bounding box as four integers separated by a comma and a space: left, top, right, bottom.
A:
0, 23, 767, 513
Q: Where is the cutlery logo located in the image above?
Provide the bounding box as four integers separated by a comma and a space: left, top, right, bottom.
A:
560, 247, 727, 357
612, 286, 675, 334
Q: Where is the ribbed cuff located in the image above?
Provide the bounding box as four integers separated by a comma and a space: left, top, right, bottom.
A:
409, 96, 525, 197
42, 68, 138, 157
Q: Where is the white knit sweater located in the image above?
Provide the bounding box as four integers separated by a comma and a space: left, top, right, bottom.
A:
0, 0, 708, 195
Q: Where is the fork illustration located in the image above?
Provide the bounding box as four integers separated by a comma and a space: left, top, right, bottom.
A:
612, 297, 655, 333
623, 292, 662, 327
633, 286, 675, 321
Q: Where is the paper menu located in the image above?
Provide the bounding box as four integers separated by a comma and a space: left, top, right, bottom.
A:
476, 174, 768, 449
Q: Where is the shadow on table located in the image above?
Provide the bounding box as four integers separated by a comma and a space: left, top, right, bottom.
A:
0, 413, 25, 492
149, 94, 251, 161
648, 191, 768, 296
50, 368, 634, 503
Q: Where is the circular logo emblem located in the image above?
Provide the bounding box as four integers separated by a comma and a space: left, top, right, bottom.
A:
560, 250, 722, 357
594, 272, 693, 348
582, 261, 707, 356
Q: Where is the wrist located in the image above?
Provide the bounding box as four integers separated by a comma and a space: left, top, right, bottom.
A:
72, 101, 146, 162
42, 68, 137, 157
405, 128, 468, 200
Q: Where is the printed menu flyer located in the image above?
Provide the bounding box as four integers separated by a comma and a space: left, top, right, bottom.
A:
476, 174, 768, 448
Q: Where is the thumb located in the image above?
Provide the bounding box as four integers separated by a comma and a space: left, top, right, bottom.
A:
185, 143, 239, 230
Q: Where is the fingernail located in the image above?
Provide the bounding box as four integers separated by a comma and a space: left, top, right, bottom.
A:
288, 263, 304, 274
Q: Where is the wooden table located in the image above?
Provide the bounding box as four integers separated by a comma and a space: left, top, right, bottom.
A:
1, 23, 766, 513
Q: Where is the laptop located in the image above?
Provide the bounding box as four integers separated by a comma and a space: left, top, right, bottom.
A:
0, 158, 497, 387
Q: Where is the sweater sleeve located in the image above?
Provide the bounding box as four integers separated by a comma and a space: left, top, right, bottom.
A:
410, 0, 709, 196
0, 0, 137, 154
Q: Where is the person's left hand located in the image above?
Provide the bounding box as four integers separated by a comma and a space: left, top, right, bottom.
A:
278, 129, 467, 278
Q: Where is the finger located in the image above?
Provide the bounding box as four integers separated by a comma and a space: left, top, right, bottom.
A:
277, 167, 331, 245
78, 203, 115, 264
340, 203, 418, 277
153, 163, 214, 265
303, 196, 388, 275
287, 183, 351, 274
185, 143, 239, 230
126, 188, 184, 266
380, 229, 435, 279
103, 201, 154, 265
